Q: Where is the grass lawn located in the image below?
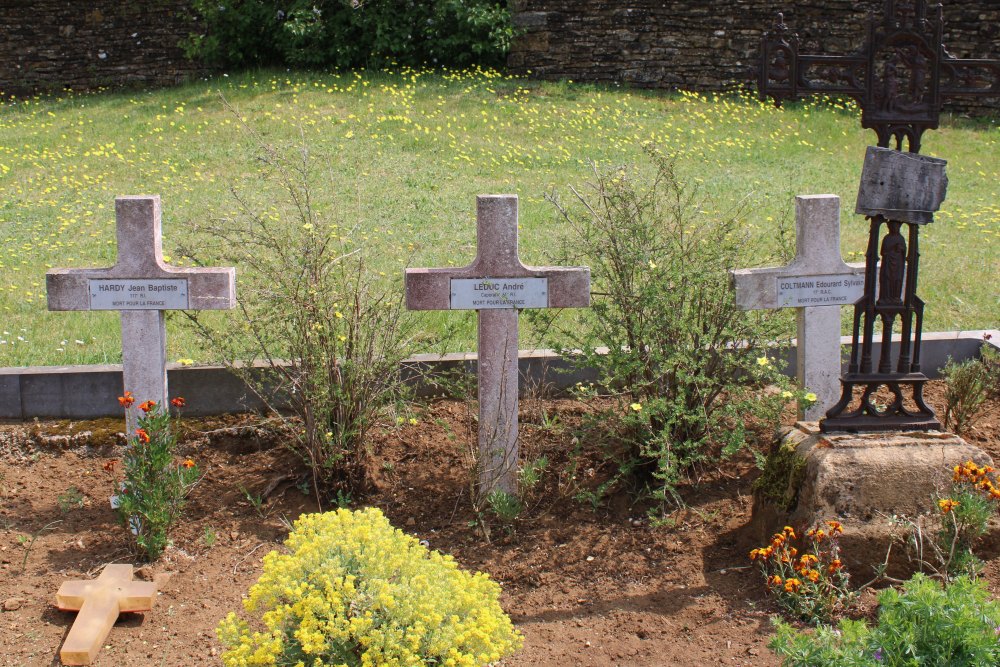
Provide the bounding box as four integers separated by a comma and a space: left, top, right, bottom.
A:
0, 67, 997, 367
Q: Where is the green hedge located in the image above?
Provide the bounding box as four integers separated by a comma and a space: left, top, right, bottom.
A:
185, 0, 514, 69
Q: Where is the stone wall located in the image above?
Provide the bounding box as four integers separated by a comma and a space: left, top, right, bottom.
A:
509, 1, 999, 116
1, 1, 201, 94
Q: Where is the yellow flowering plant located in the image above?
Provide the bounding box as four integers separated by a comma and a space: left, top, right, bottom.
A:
749, 521, 852, 624
217, 507, 522, 666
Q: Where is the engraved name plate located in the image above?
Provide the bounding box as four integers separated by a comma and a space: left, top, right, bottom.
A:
89, 279, 189, 310
776, 274, 864, 307
450, 278, 548, 310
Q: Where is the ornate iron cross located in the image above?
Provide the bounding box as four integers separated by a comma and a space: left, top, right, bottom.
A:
758, 0, 1000, 432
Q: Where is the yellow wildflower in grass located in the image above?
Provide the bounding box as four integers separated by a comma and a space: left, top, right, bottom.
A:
217, 507, 522, 667
756, 356, 770, 366
630, 403, 643, 412
803, 392, 818, 403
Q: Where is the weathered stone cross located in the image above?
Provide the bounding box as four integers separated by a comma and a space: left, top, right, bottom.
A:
46, 196, 235, 429
405, 195, 590, 497
731, 195, 864, 420
56, 564, 157, 665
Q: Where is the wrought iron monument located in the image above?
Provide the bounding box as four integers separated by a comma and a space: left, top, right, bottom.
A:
757, 0, 1000, 432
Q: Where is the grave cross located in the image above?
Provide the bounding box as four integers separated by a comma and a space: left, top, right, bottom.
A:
731, 195, 864, 420
56, 564, 156, 666
46, 196, 235, 429
405, 195, 590, 497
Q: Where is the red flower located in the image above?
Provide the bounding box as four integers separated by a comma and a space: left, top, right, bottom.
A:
182, 459, 195, 468
136, 428, 150, 444
138, 400, 156, 413
170, 397, 186, 408
118, 391, 135, 409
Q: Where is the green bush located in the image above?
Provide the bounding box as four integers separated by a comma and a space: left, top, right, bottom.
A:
217, 507, 523, 666
536, 146, 793, 507
185, 0, 514, 70
770, 574, 1000, 666
182, 115, 416, 504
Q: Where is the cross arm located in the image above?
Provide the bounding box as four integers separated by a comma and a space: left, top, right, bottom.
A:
939, 57, 1000, 97
46, 266, 235, 311
404, 266, 590, 311
731, 263, 865, 311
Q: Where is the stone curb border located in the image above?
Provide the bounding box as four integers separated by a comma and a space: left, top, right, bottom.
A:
1, 330, 996, 420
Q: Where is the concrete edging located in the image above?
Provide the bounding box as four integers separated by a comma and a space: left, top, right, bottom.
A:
1, 330, 996, 420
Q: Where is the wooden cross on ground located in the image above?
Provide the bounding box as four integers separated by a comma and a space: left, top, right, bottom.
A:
46, 196, 235, 429
56, 564, 156, 665
405, 195, 590, 497
731, 195, 864, 420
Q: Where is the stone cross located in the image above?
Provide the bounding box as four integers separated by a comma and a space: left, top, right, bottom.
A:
730, 195, 864, 420
405, 195, 590, 497
56, 564, 157, 665
47, 196, 235, 429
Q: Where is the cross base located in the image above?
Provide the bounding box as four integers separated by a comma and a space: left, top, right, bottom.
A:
820, 374, 940, 433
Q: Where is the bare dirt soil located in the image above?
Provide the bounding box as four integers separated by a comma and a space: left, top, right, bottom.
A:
1, 381, 998, 667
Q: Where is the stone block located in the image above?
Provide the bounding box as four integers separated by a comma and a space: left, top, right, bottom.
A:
751, 422, 996, 578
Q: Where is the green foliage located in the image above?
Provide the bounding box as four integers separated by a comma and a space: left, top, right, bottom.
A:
752, 440, 808, 511
537, 146, 793, 507
943, 341, 1000, 435
485, 489, 523, 523
518, 456, 548, 495
57, 486, 85, 512
113, 397, 199, 561
185, 0, 513, 70
770, 574, 1000, 667
217, 507, 523, 666
183, 112, 418, 505
942, 357, 991, 434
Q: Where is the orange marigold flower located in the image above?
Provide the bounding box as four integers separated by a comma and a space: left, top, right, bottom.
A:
807, 528, 826, 542
798, 554, 818, 567
783, 578, 802, 593
826, 520, 843, 534
170, 397, 186, 408
827, 559, 843, 574
182, 459, 195, 468
938, 498, 960, 513
136, 428, 150, 444
139, 400, 156, 413
769, 575, 783, 587
782, 526, 797, 539
806, 569, 821, 583
118, 391, 135, 409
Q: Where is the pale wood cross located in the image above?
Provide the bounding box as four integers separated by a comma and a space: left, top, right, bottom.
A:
56, 564, 157, 665
405, 195, 590, 496
46, 196, 235, 429
730, 195, 864, 420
